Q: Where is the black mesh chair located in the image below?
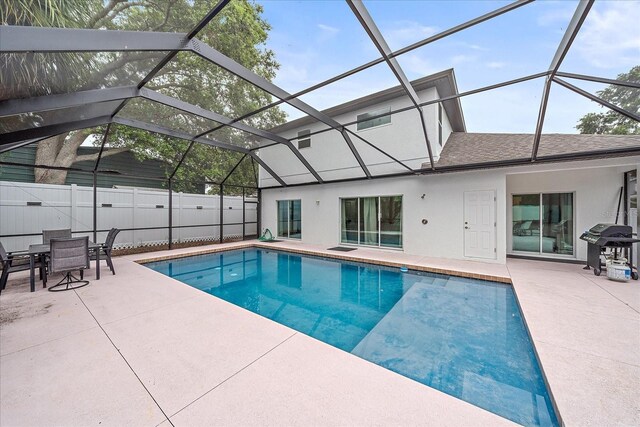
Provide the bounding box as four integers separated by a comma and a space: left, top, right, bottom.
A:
48, 237, 90, 292
43, 228, 71, 244
96, 228, 120, 275
0, 241, 47, 293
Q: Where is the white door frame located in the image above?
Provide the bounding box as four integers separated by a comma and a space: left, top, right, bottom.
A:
463, 190, 497, 259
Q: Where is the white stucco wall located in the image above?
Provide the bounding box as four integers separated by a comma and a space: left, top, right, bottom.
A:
261, 157, 640, 264
261, 168, 507, 263
259, 87, 445, 187
506, 163, 635, 261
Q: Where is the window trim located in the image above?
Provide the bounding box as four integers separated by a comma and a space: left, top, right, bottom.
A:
339, 195, 403, 249
438, 103, 443, 146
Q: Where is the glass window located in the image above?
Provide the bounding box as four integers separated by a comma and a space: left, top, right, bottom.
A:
277, 199, 301, 239
542, 193, 574, 255
512, 193, 574, 256
357, 107, 391, 131
340, 198, 359, 244
341, 196, 402, 248
512, 194, 540, 253
380, 196, 403, 248
359, 197, 380, 246
298, 130, 311, 149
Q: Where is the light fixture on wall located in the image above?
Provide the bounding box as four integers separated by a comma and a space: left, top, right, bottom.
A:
421, 194, 426, 199
316, 200, 320, 205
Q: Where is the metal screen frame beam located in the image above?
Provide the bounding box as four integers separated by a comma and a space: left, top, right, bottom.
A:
0, 116, 112, 145
221, 154, 248, 184
0, 137, 48, 154
218, 0, 533, 130
555, 72, 640, 89
553, 78, 640, 122
0, 86, 138, 118
0, 26, 189, 53
140, 89, 323, 182
261, 145, 640, 190
112, 117, 248, 153
347, 0, 435, 169
531, 0, 594, 161
193, 41, 371, 178
112, 117, 288, 187
258, 71, 549, 152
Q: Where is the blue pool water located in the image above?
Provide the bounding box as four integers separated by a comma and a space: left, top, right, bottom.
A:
146, 248, 558, 426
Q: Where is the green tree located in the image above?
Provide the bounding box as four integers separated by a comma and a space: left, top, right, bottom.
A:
576, 66, 640, 135
1, 0, 284, 191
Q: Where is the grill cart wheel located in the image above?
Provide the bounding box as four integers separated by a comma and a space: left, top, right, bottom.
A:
594, 268, 601, 276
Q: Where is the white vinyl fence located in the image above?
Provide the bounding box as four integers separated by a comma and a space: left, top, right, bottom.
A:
0, 181, 257, 253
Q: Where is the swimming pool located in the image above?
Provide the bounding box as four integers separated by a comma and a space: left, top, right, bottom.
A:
146, 248, 558, 426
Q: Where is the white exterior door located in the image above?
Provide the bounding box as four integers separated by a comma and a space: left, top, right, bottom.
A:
464, 190, 496, 259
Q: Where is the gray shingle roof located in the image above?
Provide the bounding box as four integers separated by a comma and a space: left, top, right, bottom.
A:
431, 133, 640, 168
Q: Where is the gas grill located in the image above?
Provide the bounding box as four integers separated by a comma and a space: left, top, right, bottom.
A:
580, 223, 639, 279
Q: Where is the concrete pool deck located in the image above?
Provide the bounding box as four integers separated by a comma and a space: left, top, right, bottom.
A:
1, 240, 638, 426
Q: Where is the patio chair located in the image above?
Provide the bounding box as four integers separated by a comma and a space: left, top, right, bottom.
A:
43, 228, 71, 244
48, 237, 90, 292
0, 241, 47, 293
92, 228, 120, 275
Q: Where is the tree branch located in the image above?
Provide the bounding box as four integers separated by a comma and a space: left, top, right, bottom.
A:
94, 1, 146, 28
87, 0, 126, 29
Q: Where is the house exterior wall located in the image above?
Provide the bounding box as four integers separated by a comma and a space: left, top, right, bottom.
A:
261, 168, 507, 263
506, 160, 639, 261
259, 87, 446, 187
261, 157, 640, 264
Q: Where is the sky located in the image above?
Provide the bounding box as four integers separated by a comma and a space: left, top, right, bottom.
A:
258, 0, 640, 134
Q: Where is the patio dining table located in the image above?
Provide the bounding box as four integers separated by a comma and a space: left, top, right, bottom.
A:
27, 241, 101, 292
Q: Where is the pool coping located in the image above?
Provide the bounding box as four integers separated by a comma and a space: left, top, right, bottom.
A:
134, 242, 513, 285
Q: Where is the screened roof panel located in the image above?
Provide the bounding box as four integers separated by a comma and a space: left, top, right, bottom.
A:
223, 155, 258, 188
457, 76, 545, 134
391, 1, 578, 92
203, 126, 261, 149
292, 129, 367, 181
171, 143, 248, 185
559, 1, 639, 80
256, 143, 316, 186
4, 0, 209, 33
238, 103, 289, 131
146, 51, 282, 122
116, 98, 221, 137
0, 101, 121, 134
365, 0, 515, 51
250, 0, 382, 94
342, 107, 430, 171
350, 136, 412, 176
0, 51, 167, 101
297, 61, 399, 112
98, 123, 191, 177
561, 79, 640, 115
0, 125, 108, 173
542, 81, 638, 135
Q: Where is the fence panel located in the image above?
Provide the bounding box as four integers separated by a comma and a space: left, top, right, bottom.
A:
0, 180, 257, 252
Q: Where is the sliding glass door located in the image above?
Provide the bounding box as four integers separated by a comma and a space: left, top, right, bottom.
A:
512, 193, 574, 256
277, 200, 301, 239
340, 196, 402, 248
